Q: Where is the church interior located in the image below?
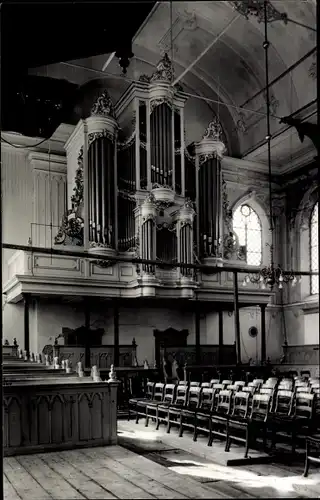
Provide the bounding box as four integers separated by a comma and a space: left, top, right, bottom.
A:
1, 0, 319, 498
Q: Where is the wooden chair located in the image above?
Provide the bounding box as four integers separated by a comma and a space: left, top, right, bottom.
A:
271, 392, 315, 453
190, 381, 200, 387
304, 436, 320, 477
208, 390, 233, 445
180, 387, 202, 439
221, 379, 233, 388
131, 382, 155, 422
201, 382, 211, 388
210, 378, 220, 386
137, 382, 164, 425
193, 388, 215, 442
165, 384, 189, 434
146, 383, 176, 429
225, 394, 271, 457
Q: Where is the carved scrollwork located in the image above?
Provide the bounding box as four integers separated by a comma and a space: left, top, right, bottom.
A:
91, 259, 115, 269
230, 0, 288, 24
156, 222, 176, 232
88, 129, 115, 146
151, 52, 174, 84
142, 214, 156, 224
54, 209, 84, 246
89, 241, 114, 250
70, 147, 84, 208
91, 90, 115, 118
202, 117, 223, 141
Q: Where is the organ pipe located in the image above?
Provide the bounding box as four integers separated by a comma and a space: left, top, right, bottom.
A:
195, 120, 226, 259
88, 135, 115, 248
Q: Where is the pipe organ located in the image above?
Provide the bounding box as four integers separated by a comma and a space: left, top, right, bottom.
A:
56, 53, 239, 292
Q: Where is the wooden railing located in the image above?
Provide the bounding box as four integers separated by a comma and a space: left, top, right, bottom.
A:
161, 344, 237, 366
52, 344, 137, 369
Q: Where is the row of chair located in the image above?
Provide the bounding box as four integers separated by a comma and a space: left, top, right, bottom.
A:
129, 377, 320, 458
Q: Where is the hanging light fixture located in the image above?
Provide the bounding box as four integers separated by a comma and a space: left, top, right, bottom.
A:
242, 1, 300, 290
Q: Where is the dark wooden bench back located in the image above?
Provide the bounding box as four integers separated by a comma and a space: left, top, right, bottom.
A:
210, 379, 220, 386
242, 386, 256, 396
153, 383, 165, 401
199, 388, 214, 412
175, 384, 188, 406
231, 391, 251, 419
145, 382, 155, 399
187, 386, 201, 409
294, 392, 315, 419
162, 383, 176, 404
250, 394, 271, 422
216, 389, 232, 415
274, 389, 294, 416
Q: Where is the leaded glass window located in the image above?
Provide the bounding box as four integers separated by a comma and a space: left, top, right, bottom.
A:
310, 202, 318, 295
233, 204, 262, 266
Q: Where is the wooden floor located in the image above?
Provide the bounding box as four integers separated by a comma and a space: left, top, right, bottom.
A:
4, 419, 320, 499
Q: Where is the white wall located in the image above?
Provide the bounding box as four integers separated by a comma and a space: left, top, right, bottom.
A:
18, 301, 202, 364
2, 148, 34, 283
205, 307, 283, 364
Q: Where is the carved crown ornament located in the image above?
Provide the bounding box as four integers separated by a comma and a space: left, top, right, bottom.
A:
229, 0, 288, 24
91, 90, 116, 118
139, 53, 184, 92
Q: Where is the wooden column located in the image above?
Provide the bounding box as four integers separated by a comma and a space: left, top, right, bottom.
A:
113, 300, 119, 367
23, 293, 30, 354
233, 272, 241, 364
195, 304, 201, 365
260, 304, 267, 364
218, 309, 224, 364
84, 298, 91, 368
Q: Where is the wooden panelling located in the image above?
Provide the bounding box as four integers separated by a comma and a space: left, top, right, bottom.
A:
3, 380, 118, 456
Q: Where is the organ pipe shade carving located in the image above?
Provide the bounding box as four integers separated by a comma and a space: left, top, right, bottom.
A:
88, 135, 115, 247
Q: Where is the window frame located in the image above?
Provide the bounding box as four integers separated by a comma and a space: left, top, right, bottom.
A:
232, 203, 263, 267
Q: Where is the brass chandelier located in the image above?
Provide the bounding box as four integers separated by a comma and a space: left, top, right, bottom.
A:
242, 1, 300, 290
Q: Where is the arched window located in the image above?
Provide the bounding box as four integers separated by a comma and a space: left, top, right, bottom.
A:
310, 202, 318, 295
233, 204, 262, 266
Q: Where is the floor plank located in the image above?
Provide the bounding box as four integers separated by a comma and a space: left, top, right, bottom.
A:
99, 444, 226, 499
81, 448, 189, 499
4, 474, 21, 500
59, 449, 157, 499
38, 453, 117, 500
4, 457, 52, 500
15, 456, 85, 500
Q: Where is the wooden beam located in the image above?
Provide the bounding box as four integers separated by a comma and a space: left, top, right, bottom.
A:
233, 272, 241, 364
260, 304, 267, 363
23, 293, 30, 354
114, 300, 120, 367
218, 309, 224, 364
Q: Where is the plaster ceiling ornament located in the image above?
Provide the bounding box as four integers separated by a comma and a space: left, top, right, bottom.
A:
91, 90, 115, 118
181, 10, 198, 31
230, 0, 288, 24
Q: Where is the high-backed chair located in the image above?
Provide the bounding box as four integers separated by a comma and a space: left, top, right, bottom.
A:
131, 382, 155, 422
208, 390, 233, 446
138, 382, 164, 425
179, 387, 202, 438
194, 388, 215, 442
226, 394, 271, 457
165, 384, 189, 434
145, 383, 175, 427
